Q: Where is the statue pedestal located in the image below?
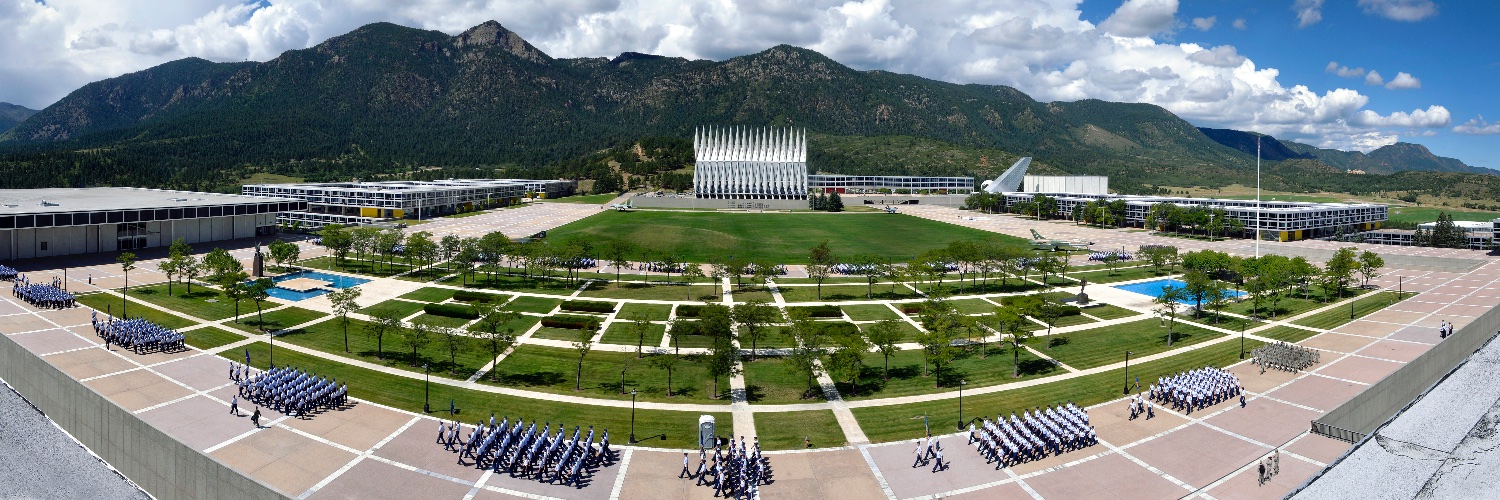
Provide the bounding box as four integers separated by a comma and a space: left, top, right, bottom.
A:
252, 252, 265, 278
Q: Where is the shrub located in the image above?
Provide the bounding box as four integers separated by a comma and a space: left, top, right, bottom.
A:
676, 305, 703, 318
561, 300, 616, 314
541, 315, 600, 330
424, 303, 479, 319
817, 322, 859, 337
900, 304, 923, 314
453, 290, 502, 302
788, 305, 842, 318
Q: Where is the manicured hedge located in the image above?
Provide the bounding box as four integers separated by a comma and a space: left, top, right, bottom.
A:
676, 305, 703, 318
900, 305, 923, 314
541, 315, 601, 330
425, 303, 479, 319
561, 300, 616, 314
453, 290, 502, 303
788, 305, 842, 318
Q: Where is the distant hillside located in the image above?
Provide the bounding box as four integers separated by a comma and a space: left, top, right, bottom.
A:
1279, 141, 1496, 176
0, 20, 1259, 193
0, 103, 37, 134
1196, 128, 1312, 161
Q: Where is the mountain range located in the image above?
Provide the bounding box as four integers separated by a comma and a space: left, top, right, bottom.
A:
0, 20, 1493, 197
1197, 128, 1493, 176
0, 103, 37, 134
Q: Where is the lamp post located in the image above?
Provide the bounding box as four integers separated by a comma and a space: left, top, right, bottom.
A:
1240, 320, 1247, 359
1123, 351, 1133, 394
1398, 276, 1403, 300
1350, 301, 1356, 321
423, 363, 431, 413
628, 388, 638, 444
957, 380, 968, 430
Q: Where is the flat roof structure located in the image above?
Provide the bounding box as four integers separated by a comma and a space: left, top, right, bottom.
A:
1002, 192, 1388, 241
0, 187, 303, 260
243, 178, 576, 228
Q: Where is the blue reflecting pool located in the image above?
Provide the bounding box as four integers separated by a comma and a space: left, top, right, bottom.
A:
258, 270, 370, 301
1114, 278, 1245, 302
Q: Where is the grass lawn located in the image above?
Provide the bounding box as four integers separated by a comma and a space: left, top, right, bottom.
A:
545, 193, 619, 204
451, 274, 581, 296
1046, 314, 1097, 328
503, 296, 562, 314
412, 313, 473, 329
948, 298, 999, 315
774, 276, 871, 284
185, 326, 246, 350
224, 342, 732, 448
299, 256, 413, 277
467, 315, 541, 337
272, 316, 494, 379
1041, 319, 1225, 370
1071, 266, 1172, 284
579, 281, 719, 302
617, 303, 672, 322
844, 345, 1061, 400
120, 283, 243, 321
851, 338, 1264, 443
1084, 304, 1140, 320
1387, 206, 1500, 225
485, 345, 722, 403
360, 299, 427, 319
728, 286, 775, 303
1256, 325, 1324, 343
228, 306, 327, 334
76, 292, 199, 330
777, 284, 919, 302
754, 411, 848, 450
399, 287, 457, 303
1226, 289, 1369, 319
531, 327, 595, 342
600, 322, 666, 348
1294, 291, 1405, 330
545, 211, 1025, 263
741, 358, 823, 404
842, 303, 900, 321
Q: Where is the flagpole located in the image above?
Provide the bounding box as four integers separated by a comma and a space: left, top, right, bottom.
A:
1256, 135, 1261, 258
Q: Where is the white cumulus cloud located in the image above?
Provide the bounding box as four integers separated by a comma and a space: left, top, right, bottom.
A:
1326, 61, 1366, 78
1365, 70, 1385, 85
1232, 18, 1246, 30
1191, 16, 1215, 31
1385, 71, 1421, 90
1350, 105, 1450, 128
1358, 0, 1438, 22
1294, 0, 1324, 28
1099, 0, 1178, 37
1454, 115, 1500, 135
1188, 45, 1245, 67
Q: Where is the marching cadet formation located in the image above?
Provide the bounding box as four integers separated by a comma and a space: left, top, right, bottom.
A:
440, 415, 611, 488
232, 364, 348, 418
1252, 342, 1321, 373
93, 314, 184, 353
968, 403, 1097, 469
679, 436, 770, 498
11, 273, 76, 309
1148, 366, 1243, 415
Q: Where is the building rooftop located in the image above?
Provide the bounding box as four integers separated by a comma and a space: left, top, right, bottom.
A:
244, 179, 566, 193
0, 187, 294, 215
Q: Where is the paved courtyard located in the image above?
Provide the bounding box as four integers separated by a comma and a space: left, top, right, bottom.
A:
2, 203, 1495, 498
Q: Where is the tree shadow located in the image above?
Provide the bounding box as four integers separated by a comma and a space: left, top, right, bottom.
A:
1159, 330, 1196, 345
1047, 337, 1071, 348
493, 371, 568, 387
1017, 358, 1059, 377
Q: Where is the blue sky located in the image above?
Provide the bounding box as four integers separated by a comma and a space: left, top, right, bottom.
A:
1, 0, 1495, 168
1090, 0, 1498, 167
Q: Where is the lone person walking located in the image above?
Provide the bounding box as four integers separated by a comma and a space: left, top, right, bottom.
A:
251, 406, 262, 429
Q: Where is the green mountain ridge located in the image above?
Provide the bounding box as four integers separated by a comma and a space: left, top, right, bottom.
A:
0, 102, 38, 134
0, 19, 1493, 200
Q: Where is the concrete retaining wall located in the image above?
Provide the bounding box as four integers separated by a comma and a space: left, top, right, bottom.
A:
1312, 302, 1500, 440
0, 333, 286, 500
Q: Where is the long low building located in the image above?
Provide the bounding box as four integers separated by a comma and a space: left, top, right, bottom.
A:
1002, 192, 1388, 241
807, 175, 975, 195
0, 187, 305, 260
242, 179, 575, 229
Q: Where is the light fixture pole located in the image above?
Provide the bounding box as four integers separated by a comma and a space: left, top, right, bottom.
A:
1123, 351, 1133, 394
629, 388, 638, 444
423, 363, 431, 413
1256, 135, 1262, 258
957, 380, 968, 430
